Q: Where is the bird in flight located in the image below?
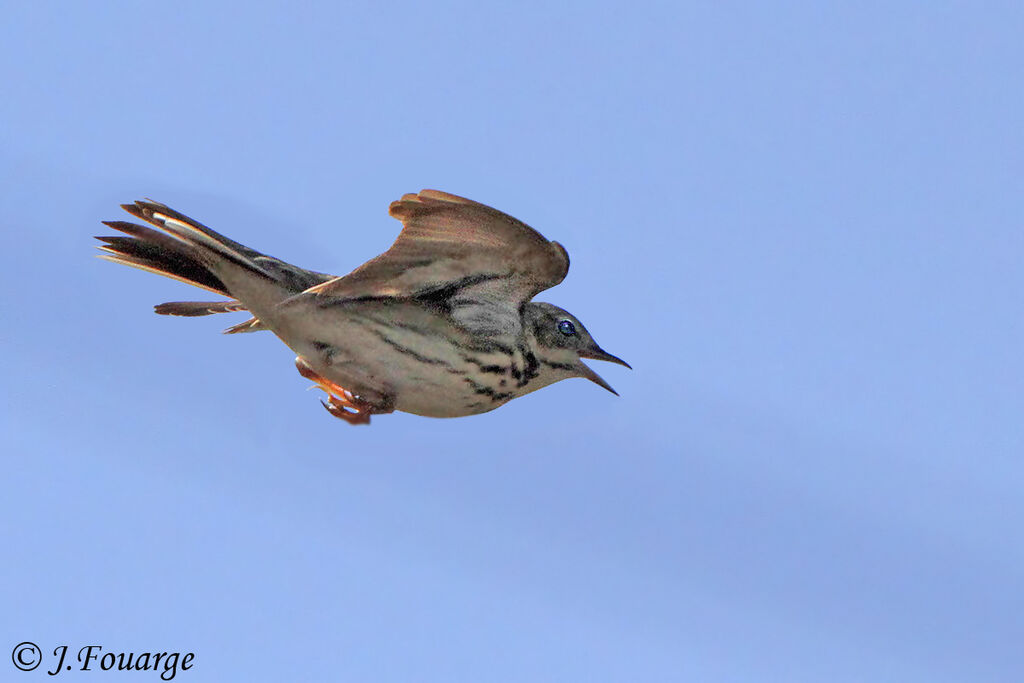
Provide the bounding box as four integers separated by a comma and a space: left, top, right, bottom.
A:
96, 190, 629, 424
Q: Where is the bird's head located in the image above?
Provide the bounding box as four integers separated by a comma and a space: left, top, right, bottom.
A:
525, 302, 631, 395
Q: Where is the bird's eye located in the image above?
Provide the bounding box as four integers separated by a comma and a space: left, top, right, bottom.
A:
558, 319, 576, 336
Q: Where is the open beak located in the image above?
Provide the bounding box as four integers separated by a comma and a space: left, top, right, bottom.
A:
578, 347, 631, 369
577, 346, 631, 395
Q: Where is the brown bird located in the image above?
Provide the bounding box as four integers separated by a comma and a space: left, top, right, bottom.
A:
96, 190, 629, 424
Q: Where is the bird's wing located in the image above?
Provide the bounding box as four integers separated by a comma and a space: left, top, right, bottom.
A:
304, 190, 570, 307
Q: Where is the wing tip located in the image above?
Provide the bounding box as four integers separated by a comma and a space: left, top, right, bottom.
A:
549, 240, 570, 283
389, 189, 477, 219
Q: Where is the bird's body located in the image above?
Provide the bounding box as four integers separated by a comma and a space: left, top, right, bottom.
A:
97, 190, 628, 424
276, 299, 566, 418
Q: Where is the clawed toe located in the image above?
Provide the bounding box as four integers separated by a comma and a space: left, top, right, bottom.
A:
320, 397, 372, 425
296, 356, 374, 425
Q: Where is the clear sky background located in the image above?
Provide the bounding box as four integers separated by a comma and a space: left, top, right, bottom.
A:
2, 2, 1022, 681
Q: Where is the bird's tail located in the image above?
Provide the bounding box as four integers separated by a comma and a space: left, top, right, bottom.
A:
96, 200, 329, 333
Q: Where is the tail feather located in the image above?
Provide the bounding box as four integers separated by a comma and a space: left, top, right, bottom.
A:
96, 199, 333, 330
153, 299, 264, 333
153, 300, 247, 316
118, 200, 275, 281
97, 220, 230, 296
223, 317, 266, 334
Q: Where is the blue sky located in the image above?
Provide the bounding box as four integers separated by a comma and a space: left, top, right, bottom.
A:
2, 2, 1022, 681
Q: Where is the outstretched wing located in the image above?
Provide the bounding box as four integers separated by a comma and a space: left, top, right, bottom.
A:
306, 190, 570, 307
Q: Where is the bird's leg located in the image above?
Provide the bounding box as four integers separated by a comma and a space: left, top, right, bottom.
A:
294, 356, 375, 425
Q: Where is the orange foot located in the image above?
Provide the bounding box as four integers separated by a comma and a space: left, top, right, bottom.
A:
295, 356, 375, 425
